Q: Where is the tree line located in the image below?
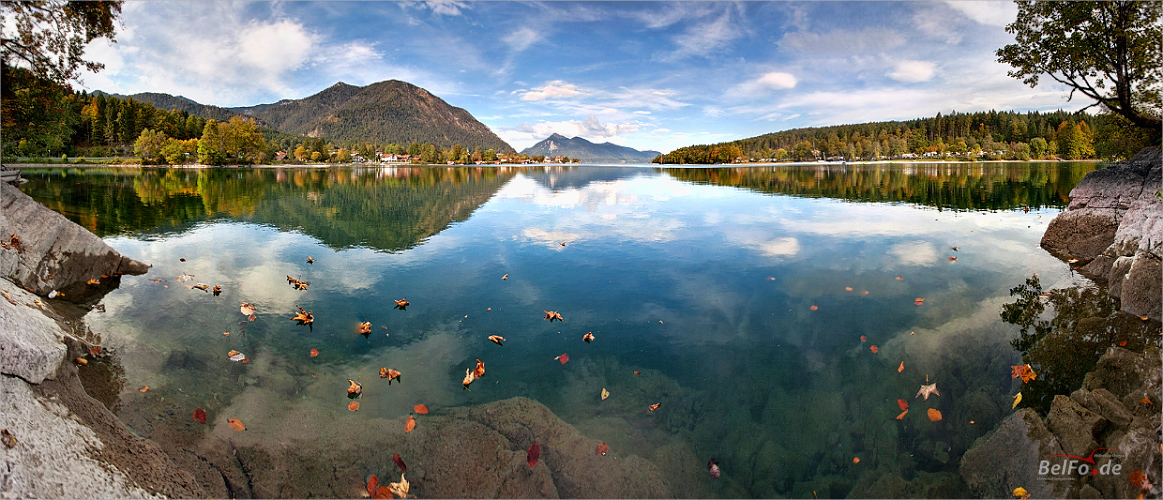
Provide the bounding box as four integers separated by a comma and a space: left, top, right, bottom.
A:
654, 109, 1152, 165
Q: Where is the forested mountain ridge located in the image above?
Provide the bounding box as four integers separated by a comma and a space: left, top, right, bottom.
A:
231, 80, 515, 153
521, 133, 661, 163
119, 92, 243, 123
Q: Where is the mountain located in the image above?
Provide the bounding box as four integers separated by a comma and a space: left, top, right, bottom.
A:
123, 92, 242, 123
230, 80, 514, 152
520, 134, 660, 163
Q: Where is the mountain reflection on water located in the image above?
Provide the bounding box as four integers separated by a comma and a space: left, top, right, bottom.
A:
18, 162, 1152, 498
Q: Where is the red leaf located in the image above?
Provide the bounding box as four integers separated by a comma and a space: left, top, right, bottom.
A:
193, 407, 207, 424
393, 453, 407, 473
596, 442, 609, 456
557, 353, 569, 365
367, 474, 379, 497
413, 404, 429, 415
870, 345, 878, 354
374, 485, 393, 499
527, 442, 541, 468
897, 399, 908, 411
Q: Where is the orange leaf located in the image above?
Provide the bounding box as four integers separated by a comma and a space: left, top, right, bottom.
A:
228, 418, 246, 431
1141, 396, 1152, 405
1119, 340, 1127, 346
193, 407, 206, 424
310, 348, 319, 357
914, 298, 924, 305
845, 287, 853, 291
1129, 469, 1151, 490
810, 305, 818, 311
404, 415, 416, 433
633, 371, 641, 375
89, 346, 101, 356
896, 276, 904, 280
367, 474, 379, 497
357, 322, 372, 335
897, 399, 908, 411
870, 345, 878, 354
473, 359, 486, 378
596, 442, 609, 456
852, 456, 860, 464
348, 401, 360, 411
139, 385, 149, 393
413, 404, 429, 414
374, 485, 392, 499
927, 408, 942, 421
859, 335, 867, 343
898, 361, 904, 373
896, 409, 908, 420
648, 402, 661, 411
348, 379, 362, 395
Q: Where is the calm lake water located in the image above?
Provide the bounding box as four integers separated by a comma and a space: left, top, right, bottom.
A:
19, 162, 1149, 498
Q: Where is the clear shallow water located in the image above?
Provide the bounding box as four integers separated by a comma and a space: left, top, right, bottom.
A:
19, 163, 1134, 497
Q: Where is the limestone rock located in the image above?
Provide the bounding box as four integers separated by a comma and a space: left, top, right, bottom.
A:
1041, 146, 1162, 320
959, 408, 1067, 499
0, 279, 66, 383
1070, 388, 1133, 428
1045, 395, 1105, 458
0, 182, 148, 299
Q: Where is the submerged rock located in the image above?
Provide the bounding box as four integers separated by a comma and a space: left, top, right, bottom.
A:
0, 182, 149, 300
1041, 146, 1162, 320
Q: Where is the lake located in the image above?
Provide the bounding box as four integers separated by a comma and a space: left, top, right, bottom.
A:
18, 162, 1150, 498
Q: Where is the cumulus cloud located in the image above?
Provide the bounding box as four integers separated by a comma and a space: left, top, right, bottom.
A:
520, 80, 587, 101
731, 71, 798, 97
942, 1, 1017, 27
888, 60, 937, 83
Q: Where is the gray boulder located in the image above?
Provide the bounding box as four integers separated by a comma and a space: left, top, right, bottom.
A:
959, 408, 1068, 498
1041, 147, 1162, 320
0, 182, 148, 300
0, 279, 66, 384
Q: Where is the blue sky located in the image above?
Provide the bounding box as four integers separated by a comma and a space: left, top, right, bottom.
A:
79, 1, 1085, 153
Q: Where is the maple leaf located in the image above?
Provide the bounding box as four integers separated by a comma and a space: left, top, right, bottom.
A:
291, 306, 314, 325
544, 311, 563, 322
388, 474, 409, 498
916, 383, 940, 400
394, 298, 410, 310
347, 379, 363, 395
596, 442, 609, 455
358, 322, 372, 335
306, 256, 315, 264
488, 335, 505, 346
384, 368, 401, 384
1011, 364, 1036, 383
583, 332, 594, 343
473, 359, 485, 379
240, 302, 256, 316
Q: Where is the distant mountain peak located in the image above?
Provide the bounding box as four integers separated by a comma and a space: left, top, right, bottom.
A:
522, 134, 660, 163
548, 132, 568, 140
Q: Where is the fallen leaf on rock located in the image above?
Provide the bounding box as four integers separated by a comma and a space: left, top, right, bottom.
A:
240, 302, 256, 316
393, 454, 407, 473
374, 486, 391, 499
404, 415, 415, 433
1012, 392, 1022, 409
916, 383, 940, 400
1119, 340, 1128, 346
388, 474, 409, 498
583, 332, 594, 343
1140, 315, 1150, 321
193, 407, 207, 424
648, 403, 661, 411
870, 345, 878, 354
463, 368, 475, 390
348, 379, 362, 395
413, 404, 428, 415
896, 409, 908, 420
1141, 395, 1152, 406
1129, 470, 1152, 491
228, 351, 245, 362
473, 359, 486, 379
527, 442, 541, 467
73, 356, 87, 365
310, 349, 319, 357
927, 408, 942, 421
898, 361, 905, 373
358, 322, 371, 335
89, 345, 102, 356
897, 399, 908, 411
348, 401, 360, 411
0, 429, 17, 448
139, 386, 149, 393
228, 418, 246, 431
1013, 486, 1031, 499
367, 475, 379, 497
555, 353, 569, 365
488, 335, 505, 346
596, 442, 609, 456
601, 388, 609, 400
544, 310, 563, 322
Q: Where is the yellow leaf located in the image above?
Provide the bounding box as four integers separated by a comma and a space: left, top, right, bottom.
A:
601, 388, 609, 400
1012, 392, 1022, 409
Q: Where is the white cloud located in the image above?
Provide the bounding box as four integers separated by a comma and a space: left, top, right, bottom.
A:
497, 115, 642, 149
520, 80, 586, 101
504, 26, 541, 52
424, 1, 469, 16
942, 1, 1017, 27
778, 28, 906, 56
888, 241, 939, 266
666, 10, 742, 60
731, 71, 798, 97
888, 60, 937, 83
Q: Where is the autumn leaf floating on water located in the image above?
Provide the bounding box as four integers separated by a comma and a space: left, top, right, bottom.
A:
544, 310, 563, 322
916, 383, 940, 400
810, 305, 819, 311
555, 353, 569, 365
473, 359, 486, 379
648, 403, 661, 412
310, 348, 319, 357
287, 276, 310, 290
394, 298, 410, 310
501, 274, 508, 280
859, 335, 866, 343
927, 408, 943, 421
228, 350, 246, 362
488, 335, 505, 346
404, 415, 416, 433
306, 256, 315, 264
1012, 392, 1022, 409
601, 388, 609, 400
596, 442, 609, 456
240, 301, 256, 317
381, 368, 402, 384
1011, 364, 1036, 383
193, 407, 207, 424
413, 404, 428, 415
583, 332, 594, 343
347, 379, 362, 396
357, 322, 372, 335
527, 442, 541, 467
897, 399, 908, 411
898, 361, 905, 373
914, 298, 925, 306
870, 345, 878, 354
291, 306, 313, 325
463, 368, 476, 390
896, 409, 908, 420
213, 285, 221, 295
348, 401, 360, 411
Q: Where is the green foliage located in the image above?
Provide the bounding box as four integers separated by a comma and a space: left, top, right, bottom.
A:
197, 120, 225, 165
997, 1, 1161, 135
133, 128, 168, 163
0, 1, 122, 84
0, 66, 76, 154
